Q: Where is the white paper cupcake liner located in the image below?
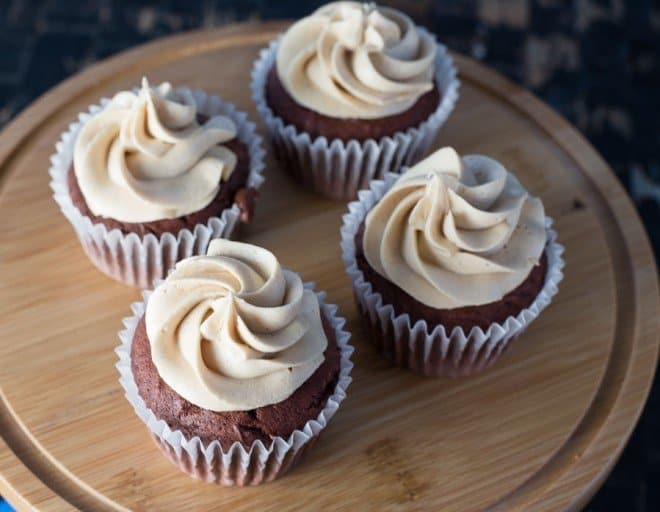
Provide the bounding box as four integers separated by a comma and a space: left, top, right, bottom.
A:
49, 88, 266, 288
250, 30, 460, 200
116, 283, 353, 486
341, 172, 565, 377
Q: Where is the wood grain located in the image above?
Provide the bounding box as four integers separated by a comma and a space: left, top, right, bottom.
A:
0, 21, 658, 512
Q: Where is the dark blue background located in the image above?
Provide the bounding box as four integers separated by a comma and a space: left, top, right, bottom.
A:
0, 1, 658, 510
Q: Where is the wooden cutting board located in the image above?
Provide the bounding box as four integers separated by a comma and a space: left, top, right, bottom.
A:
0, 21, 658, 512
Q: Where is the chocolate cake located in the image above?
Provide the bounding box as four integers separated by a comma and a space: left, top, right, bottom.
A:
265, 65, 441, 142
131, 313, 341, 449
354, 221, 548, 332
68, 115, 257, 237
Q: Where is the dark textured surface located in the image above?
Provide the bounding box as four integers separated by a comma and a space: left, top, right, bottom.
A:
354, 219, 549, 331
0, 1, 658, 510
131, 314, 341, 449
265, 64, 441, 141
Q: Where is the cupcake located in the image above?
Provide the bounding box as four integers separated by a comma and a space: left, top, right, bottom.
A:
116, 239, 353, 485
50, 78, 265, 288
341, 147, 564, 376
251, 1, 459, 200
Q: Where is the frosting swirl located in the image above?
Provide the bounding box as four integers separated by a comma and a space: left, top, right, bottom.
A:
145, 239, 328, 412
276, 1, 436, 119
74, 78, 237, 223
364, 147, 547, 309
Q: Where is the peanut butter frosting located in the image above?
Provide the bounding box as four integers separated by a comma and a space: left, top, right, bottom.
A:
74, 78, 237, 223
145, 239, 328, 412
276, 1, 437, 119
363, 147, 547, 309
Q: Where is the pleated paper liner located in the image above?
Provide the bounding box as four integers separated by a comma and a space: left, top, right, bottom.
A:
341, 172, 565, 377
49, 88, 266, 288
116, 284, 353, 485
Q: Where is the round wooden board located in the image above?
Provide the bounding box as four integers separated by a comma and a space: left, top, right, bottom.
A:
0, 21, 658, 512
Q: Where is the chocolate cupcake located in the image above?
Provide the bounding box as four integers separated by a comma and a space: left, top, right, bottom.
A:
50, 78, 265, 287
341, 147, 564, 376
251, 1, 459, 200
116, 239, 353, 485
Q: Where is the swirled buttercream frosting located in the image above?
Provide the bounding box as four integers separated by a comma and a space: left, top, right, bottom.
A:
276, 1, 437, 119
74, 78, 237, 223
363, 147, 547, 309
145, 239, 328, 412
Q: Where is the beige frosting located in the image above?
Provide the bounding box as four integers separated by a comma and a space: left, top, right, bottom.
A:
74, 78, 237, 223
276, 1, 436, 119
145, 239, 328, 412
364, 147, 547, 309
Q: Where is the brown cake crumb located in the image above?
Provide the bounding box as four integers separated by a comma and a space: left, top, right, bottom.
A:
131, 313, 341, 449
354, 221, 548, 332
68, 114, 254, 237
265, 65, 441, 142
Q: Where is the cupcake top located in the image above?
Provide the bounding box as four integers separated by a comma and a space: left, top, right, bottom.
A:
74, 78, 238, 223
276, 1, 436, 119
363, 147, 547, 309
145, 239, 328, 412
